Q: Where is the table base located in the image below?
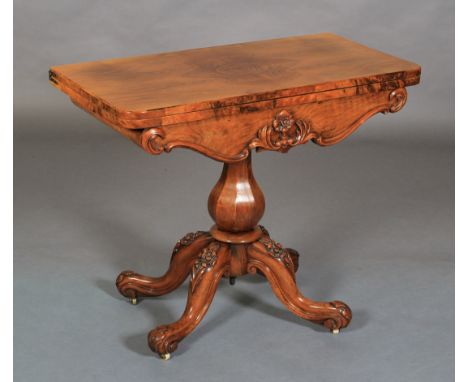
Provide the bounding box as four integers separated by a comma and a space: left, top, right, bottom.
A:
116, 226, 352, 360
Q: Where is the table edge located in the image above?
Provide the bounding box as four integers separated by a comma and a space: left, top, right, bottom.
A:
49, 66, 420, 128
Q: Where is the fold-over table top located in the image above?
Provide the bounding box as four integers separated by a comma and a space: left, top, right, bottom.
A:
49, 33, 420, 122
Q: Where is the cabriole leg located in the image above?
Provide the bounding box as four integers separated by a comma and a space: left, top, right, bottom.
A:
116, 231, 212, 303
247, 237, 352, 332
148, 242, 230, 359
257, 226, 300, 274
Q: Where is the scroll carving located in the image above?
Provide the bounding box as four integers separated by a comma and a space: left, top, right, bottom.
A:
387, 88, 407, 113
314, 87, 408, 146
140, 127, 250, 162
141, 127, 166, 155
323, 301, 353, 331
191, 242, 220, 292
249, 110, 318, 153
140, 88, 408, 161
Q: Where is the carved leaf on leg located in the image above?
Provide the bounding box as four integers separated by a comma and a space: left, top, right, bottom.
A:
191, 242, 220, 292
285, 248, 300, 273
116, 232, 212, 299
259, 225, 270, 237
249, 110, 318, 153
147, 243, 230, 357
247, 242, 352, 331
257, 237, 295, 277
171, 231, 207, 258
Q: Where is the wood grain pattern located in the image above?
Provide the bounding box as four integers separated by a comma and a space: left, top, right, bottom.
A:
208, 155, 265, 232
137, 87, 408, 162
50, 33, 420, 162
49, 33, 419, 119
62, 85, 411, 162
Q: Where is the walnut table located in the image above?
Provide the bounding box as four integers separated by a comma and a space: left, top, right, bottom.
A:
49, 33, 421, 360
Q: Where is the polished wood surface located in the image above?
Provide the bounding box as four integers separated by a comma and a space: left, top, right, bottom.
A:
208, 155, 265, 232
116, 194, 337, 358
115, 154, 351, 359
116, 232, 212, 298
49, 33, 419, 117
49, 33, 420, 162
50, 34, 421, 360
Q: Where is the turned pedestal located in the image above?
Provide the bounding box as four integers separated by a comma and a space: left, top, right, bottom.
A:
115, 154, 351, 359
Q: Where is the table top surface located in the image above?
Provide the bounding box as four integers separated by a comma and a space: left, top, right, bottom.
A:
50, 33, 420, 119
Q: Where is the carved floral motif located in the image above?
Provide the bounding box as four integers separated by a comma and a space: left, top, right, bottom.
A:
172, 231, 206, 256
140, 89, 408, 161
258, 237, 294, 271
191, 242, 220, 292
249, 110, 318, 153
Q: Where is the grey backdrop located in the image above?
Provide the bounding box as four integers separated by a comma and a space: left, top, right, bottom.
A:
14, 1, 454, 381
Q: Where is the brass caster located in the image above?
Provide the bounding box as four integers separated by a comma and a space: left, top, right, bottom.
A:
332, 328, 340, 334
130, 297, 138, 305
160, 353, 171, 361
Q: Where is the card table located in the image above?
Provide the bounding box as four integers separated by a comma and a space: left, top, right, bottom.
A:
49, 33, 421, 360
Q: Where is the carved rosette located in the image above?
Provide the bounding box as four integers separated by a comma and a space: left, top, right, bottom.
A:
171, 231, 206, 257
258, 237, 295, 271
191, 242, 220, 292
249, 110, 317, 153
